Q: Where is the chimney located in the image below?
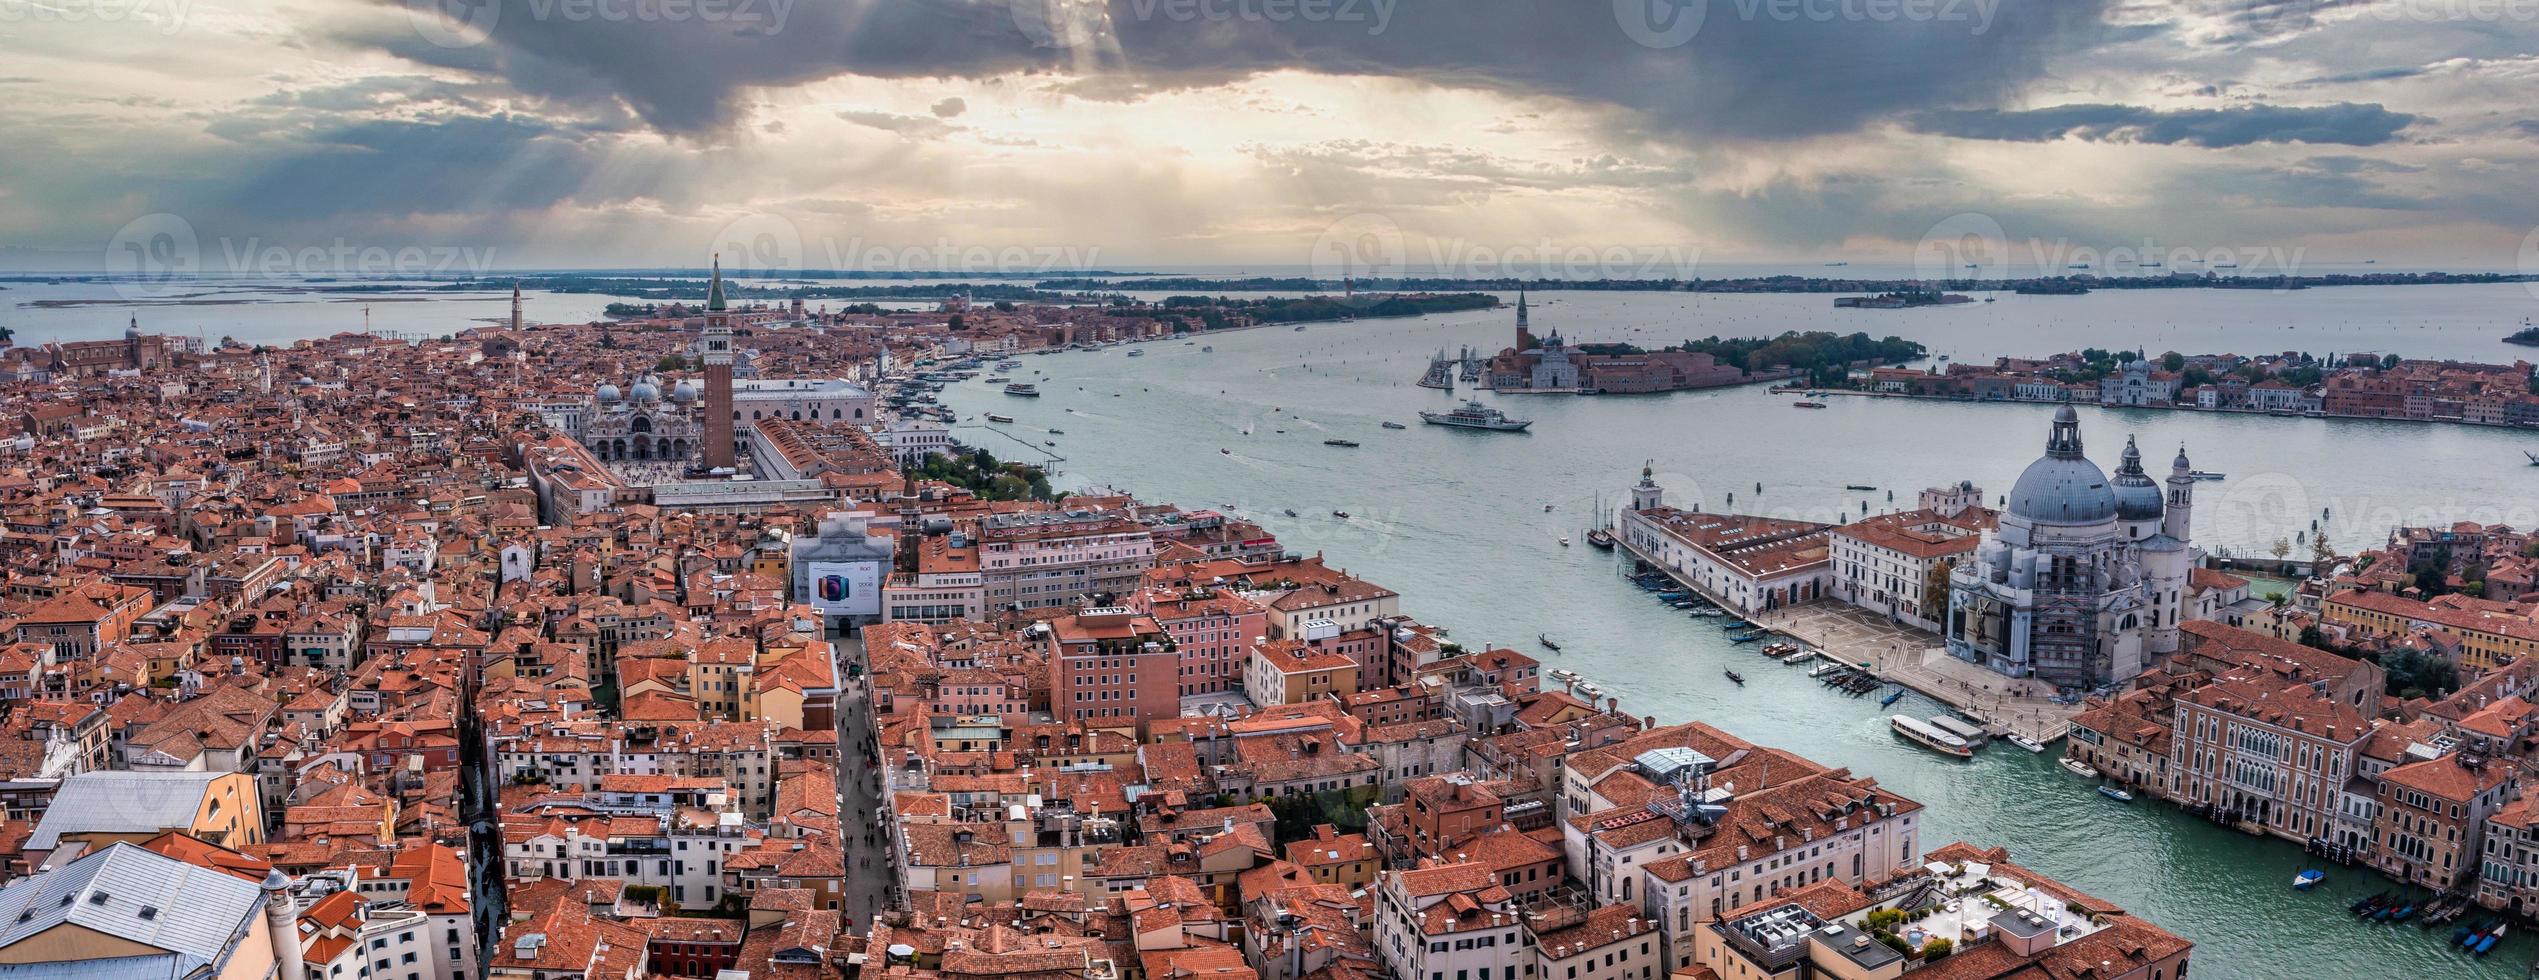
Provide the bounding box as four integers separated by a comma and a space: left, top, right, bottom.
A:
262, 869, 303, 980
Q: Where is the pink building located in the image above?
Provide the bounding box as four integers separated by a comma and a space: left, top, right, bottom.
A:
1044, 607, 1181, 729
1133, 586, 1266, 698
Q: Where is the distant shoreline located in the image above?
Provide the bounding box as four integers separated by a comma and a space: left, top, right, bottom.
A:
1037, 271, 2539, 295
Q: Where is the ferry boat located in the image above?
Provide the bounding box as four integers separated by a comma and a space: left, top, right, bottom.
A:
1792, 400, 1827, 409
1324, 439, 1361, 448
1843, 484, 1876, 492
1381, 421, 1407, 430
2057, 758, 2100, 779
2097, 784, 2135, 803
1419, 401, 1533, 431
1927, 715, 1989, 747
2189, 470, 2225, 481
1003, 383, 1041, 397
997, 359, 1022, 370
1890, 715, 1975, 758
986, 413, 1015, 424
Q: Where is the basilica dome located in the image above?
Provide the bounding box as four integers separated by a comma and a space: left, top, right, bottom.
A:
2007, 406, 2117, 526
2110, 436, 2165, 522
596, 382, 622, 403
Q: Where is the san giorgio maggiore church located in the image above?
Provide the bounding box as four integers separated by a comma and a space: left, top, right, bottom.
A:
1944, 405, 2201, 689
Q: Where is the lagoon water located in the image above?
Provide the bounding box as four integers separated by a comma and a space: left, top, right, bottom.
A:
940, 285, 2539, 979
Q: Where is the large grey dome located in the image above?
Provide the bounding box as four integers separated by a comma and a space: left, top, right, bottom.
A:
596, 382, 622, 403
2007, 407, 2117, 525
2110, 436, 2165, 521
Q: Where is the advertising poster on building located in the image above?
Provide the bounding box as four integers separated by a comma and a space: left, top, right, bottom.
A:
804, 560, 882, 617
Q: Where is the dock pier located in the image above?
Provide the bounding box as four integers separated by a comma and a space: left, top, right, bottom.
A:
1622, 541, 2080, 745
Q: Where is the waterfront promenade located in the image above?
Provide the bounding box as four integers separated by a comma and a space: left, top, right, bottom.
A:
1618, 535, 2078, 744
1753, 603, 2081, 744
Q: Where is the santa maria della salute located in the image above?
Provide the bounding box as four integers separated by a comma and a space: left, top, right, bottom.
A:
1944, 405, 2204, 689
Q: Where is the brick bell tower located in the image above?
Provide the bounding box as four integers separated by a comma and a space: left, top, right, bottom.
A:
702, 255, 737, 471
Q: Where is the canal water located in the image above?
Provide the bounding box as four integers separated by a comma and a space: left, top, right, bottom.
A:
942, 286, 2539, 978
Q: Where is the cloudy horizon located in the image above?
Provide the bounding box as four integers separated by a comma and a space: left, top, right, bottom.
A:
5, 0, 2539, 275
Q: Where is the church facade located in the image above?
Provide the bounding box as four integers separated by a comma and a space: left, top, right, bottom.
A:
1943, 406, 2201, 689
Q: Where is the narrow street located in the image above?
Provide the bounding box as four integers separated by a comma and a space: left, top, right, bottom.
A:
830, 631, 899, 925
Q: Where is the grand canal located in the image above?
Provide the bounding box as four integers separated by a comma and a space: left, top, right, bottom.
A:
942, 284, 2539, 978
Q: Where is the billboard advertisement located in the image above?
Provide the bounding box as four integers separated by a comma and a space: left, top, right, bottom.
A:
804, 560, 882, 618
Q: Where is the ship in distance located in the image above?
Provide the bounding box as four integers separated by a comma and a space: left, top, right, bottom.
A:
1419, 400, 1533, 431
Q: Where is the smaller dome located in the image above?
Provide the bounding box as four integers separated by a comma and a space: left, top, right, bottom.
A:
596, 382, 622, 403
670, 379, 700, 403
2172, 445, 2191, 472
629, 378, 661, 403
2112, 436, 2164, 522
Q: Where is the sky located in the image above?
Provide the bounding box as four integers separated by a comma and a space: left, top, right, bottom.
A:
3, 0, 2538, 275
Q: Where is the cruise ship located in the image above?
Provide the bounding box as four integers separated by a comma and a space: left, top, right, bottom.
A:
1003, 383, 1041, 397
1418, 400, 1532, 431
1890, 715, 1975, 758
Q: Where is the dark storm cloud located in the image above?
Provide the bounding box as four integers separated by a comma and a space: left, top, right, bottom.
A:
1904, 101, 2418, 147
363, 0, 2119, 140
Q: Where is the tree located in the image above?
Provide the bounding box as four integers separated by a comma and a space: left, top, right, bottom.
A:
2380, 353, 2402, 370
948, 314, 967, 331
1921, 938, 1954, 960
2161, 351, 2186, 372
2270, 537, 2292, 561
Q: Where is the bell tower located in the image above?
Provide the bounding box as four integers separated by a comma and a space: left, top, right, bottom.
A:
701, 255, 737, 471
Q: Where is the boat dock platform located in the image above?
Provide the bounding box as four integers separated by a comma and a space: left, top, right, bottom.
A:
1622, 538, 2076, 744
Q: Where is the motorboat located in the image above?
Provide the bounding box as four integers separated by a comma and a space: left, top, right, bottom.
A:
2004, 733, 2047, 753
2058, 758, 2101, 779
2097, 784, 2135, 803
2293, 869, 2326, 890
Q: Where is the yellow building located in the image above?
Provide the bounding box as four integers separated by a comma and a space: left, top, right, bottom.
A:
0, 842, 291, 980
26, 771, 266, 867
2324, 589, 2539, 674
